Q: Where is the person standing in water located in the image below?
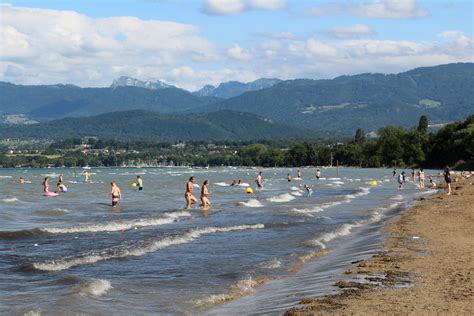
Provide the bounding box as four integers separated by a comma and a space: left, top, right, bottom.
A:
304, 184, 313, 197
185, 176, 198, 209
82, 170, 90, 182
297, 169, 302, 178
255, 172, 263, 189
287, 173, 292, 182
392, 168, 397, 178
411, 168, 416, 182
110, 181, 122, 207
58, 174, 64, 183
315, 169, 321, 180
136, 176, 143, 191
200, 180, 212, 209
418, 168, 425, 189
398, 172, 405, 190
42, 177, 49, 192
444, 166, 452, 195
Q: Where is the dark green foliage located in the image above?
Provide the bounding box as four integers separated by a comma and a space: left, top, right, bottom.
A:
0, 110, 313, 141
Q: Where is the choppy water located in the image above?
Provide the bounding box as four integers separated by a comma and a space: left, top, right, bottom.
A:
0, 167, 439, 315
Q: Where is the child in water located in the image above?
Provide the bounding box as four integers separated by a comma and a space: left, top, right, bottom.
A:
55, 182, 68, 193
110, 181, 122, 207
304, 184, 313, 197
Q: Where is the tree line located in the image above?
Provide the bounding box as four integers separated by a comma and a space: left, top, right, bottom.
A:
0, 115, 472, 169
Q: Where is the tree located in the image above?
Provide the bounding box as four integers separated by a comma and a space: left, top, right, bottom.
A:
417, 115, 428, 134
354, 128, 366, 145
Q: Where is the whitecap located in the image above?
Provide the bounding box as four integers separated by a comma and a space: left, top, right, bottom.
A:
238, 199, 263, 208
78, 278, 112, 297
214, 182, 229, 187
0, 175, 12, 178
2, 197, 19, 203
41, 211, 191, 234
267, 193, 295, 203
307, 222, 363, 249
33, 224, 264, 271
258, 258, 282, 269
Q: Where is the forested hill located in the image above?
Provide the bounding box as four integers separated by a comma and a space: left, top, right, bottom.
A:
0, 83, 219, 120
0, 110, 313, 141
196, 63, 474, 134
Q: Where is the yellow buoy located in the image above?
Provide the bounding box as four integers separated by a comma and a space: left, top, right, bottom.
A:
370, 181, 378, 186
131, 182, 137, 187
245, 187, 253, 194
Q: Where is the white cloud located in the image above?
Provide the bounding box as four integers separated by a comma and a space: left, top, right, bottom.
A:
0, 4, 472, 92
201, 0, 285, 16
227, 44, 253, 60
309, 0, 430, 19
326, 24, 376, 39
0, 3, 216, 89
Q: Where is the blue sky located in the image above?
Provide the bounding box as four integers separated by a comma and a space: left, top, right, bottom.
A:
1, 0, 472, 90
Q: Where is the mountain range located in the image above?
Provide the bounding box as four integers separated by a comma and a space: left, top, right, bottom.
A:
192, 78, 282, 98
0, 63, 472, 138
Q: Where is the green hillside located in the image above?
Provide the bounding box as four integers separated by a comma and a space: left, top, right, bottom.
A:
0, 110, 313, 141
197, 63, 474, 134
0, 83, 215, 120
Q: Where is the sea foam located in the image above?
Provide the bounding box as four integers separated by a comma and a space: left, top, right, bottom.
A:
33, 224, 264, 271
41, 210, 190, 234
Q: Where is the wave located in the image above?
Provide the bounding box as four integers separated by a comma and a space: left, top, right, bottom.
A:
77, 278, 113, 297
0, 175, 12, 178
214, 182, 229, 187
192, 276, 271, 308
41, 210, 191, 234
307, 222, 363, 249
258, 258, 282, 269
290, 191, 303, 197
288, 206, 324, 217
332, 181, 345, 185
267, 193, 295, 203
238, 199, 263, 208
32, 224, 264, 271
1, 197, 19, 203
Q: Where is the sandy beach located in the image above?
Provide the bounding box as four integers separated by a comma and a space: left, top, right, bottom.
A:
287, 178, 474, 315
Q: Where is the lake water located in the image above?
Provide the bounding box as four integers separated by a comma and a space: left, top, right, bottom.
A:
0, 167, 439, 315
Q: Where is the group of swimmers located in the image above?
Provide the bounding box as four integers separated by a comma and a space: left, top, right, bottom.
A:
40, 174, 68, 194
393, 166, 452, 194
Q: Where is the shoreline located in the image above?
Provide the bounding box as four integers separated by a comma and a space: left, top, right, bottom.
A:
286, 178, 474, 315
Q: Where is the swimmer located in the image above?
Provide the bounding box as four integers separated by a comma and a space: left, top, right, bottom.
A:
398, 172, 405, 190
110, 181, 122, 207
42, 177, 49, 193
55, 182, 68, 193
429, 175, 437, 188
230, 180, 237, 186
418, 168, 425, 189
136, 175, 143, 191
19, 177, 25, 184
303, 184, 313, 197
82, 170, 90, 182
315, 169, 321, 180
185, 176, 198, 209
255, 172, 263, 189
200, 180, 212, 209
287, 173, 292, 182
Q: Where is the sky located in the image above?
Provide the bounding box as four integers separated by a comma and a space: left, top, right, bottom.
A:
0, 0, 472, 91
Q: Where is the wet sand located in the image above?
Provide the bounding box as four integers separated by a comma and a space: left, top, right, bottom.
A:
286, 178, 474, 315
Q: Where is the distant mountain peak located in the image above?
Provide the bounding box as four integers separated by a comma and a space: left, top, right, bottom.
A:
111, 76, 174, 89
192, 78, 282, 98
